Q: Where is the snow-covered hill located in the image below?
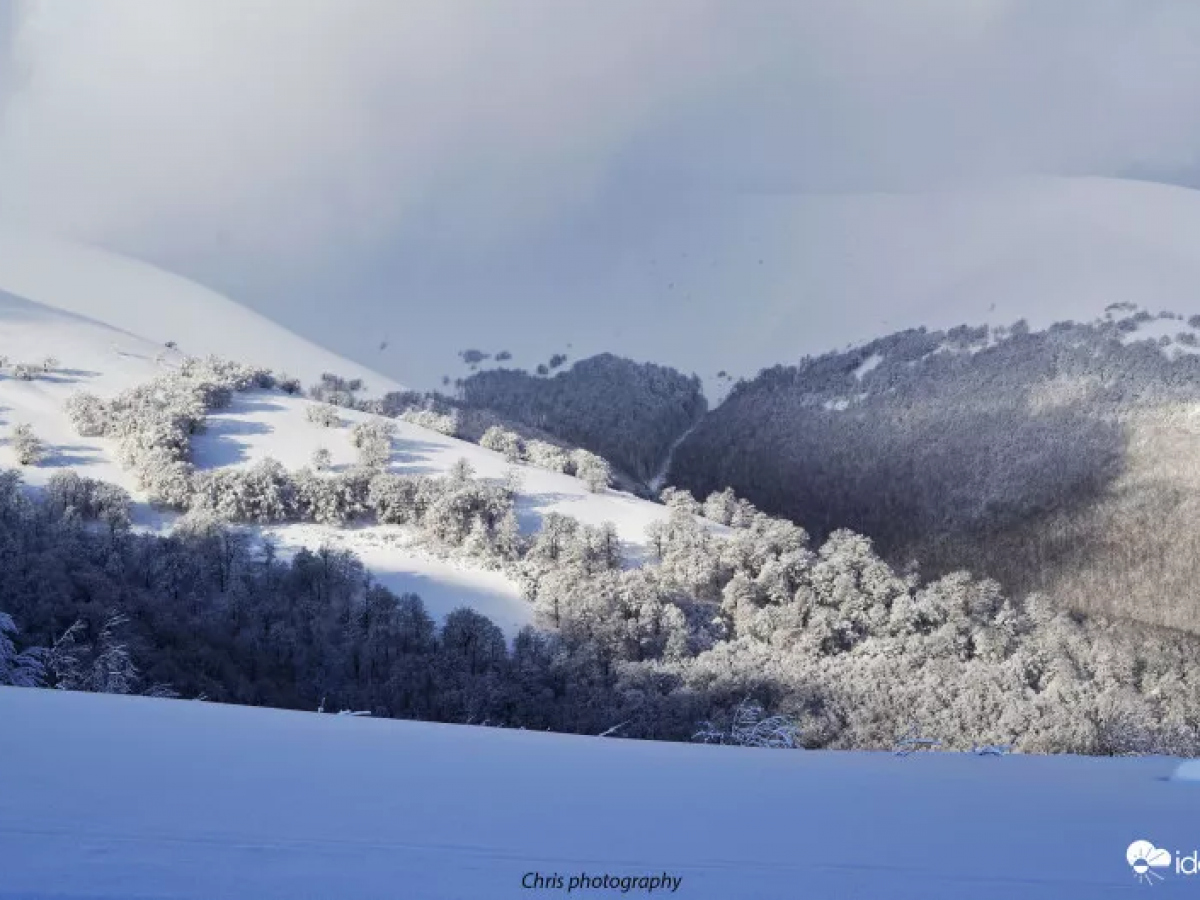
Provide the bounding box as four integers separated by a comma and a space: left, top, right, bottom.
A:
0, 227, 397, 391
0, 231, 690, 633
1, 686, 1197, 900
395, 176, 1200, 394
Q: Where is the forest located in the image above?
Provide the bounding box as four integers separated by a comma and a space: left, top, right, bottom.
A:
669, 312, 1200, 633
4, 342, 1200, 756
459, 353, 707, 482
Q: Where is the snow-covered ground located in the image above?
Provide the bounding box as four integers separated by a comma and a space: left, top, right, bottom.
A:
191, 389, 686, 556
1, 686, 1198, 900
263, 522, 533, 636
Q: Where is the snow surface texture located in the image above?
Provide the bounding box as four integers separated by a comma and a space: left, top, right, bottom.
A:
1, 687, 1198, 900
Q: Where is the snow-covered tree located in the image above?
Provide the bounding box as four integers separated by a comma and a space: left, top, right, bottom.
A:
11, 424, 44, 466
46, 614, 139, 695
305, 404, 341, 428
0, 611, 45, 687
449, 457, 475, 484
350, 420, 396, 471
694, 699, 800, 749
480, 426, 524, 463
398, 408, 459, 436
525, 439, 571, 473
571, 449, 611, 493
312, 447, 333, 471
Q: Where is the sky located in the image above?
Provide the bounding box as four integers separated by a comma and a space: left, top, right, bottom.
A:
3, 0, 1200, 388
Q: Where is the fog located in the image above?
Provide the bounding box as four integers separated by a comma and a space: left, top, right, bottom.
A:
3, 1, 1200, 386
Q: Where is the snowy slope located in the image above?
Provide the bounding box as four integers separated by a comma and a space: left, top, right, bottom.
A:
2, 686, 1198, 900
0, 289, 175, 494
191, 390, 683, 552
188, 389, 696, 632
388, 176, 1200, 394
0, 234, 692, 634
0, 227, 397, 392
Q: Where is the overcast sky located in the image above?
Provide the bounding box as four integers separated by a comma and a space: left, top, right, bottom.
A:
2, 0, 1200, 385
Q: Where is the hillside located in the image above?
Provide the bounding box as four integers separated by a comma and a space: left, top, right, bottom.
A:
0, 227, 397, 391
670, 310, 1200, 633
2, 686, 1197, 900
0, 232, 693, 633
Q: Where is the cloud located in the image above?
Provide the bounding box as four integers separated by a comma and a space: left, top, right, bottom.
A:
0, 0, 730, 260
2, 1, 1200, 274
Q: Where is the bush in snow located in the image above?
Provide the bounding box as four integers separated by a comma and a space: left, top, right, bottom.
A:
10, 424, 44, 466
12, 363, 36, 381
312, 447, 333, 471
571, 449, 611, 493
64, 393, 110, 437
45, 471, 132, 531
46, 614, 141, 695
305, 404, 341, 428
191, 458, 294, 524
350, 420, 396, 472
694, 699, 801, 749
367, 472, 427, 526
0, 611, 45, 687
398, 407, 459, 436
523, 439, 570, 473
291, 468, 370, 525
276, 374, 303, 395
308, 372, 367, 409
480, 426, 525, 463
41, 356, 59, 373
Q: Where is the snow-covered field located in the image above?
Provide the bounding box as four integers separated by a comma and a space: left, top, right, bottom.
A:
1, 686, 1197, 900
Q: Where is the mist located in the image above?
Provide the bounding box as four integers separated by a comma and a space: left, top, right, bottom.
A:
3, 0, 1200, 386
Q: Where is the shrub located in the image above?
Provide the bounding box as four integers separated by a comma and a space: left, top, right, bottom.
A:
10, 424, 44, 466
305, 404, 341, 428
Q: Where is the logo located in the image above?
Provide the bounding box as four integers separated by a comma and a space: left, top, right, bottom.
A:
1128, 840, 1173, 885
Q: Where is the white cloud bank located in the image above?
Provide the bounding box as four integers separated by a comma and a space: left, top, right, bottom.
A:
4, 1, 1200, 388
3, 0, 1200, 263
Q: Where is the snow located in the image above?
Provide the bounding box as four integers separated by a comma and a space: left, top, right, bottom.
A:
265, 522, 533, 636
191, 389, 686, 560
1173, 760, 1200, 782
852, 352, 883, 379
0, 226, 397, 392
0, 289, 160, 491
2, 685, 1199, 899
